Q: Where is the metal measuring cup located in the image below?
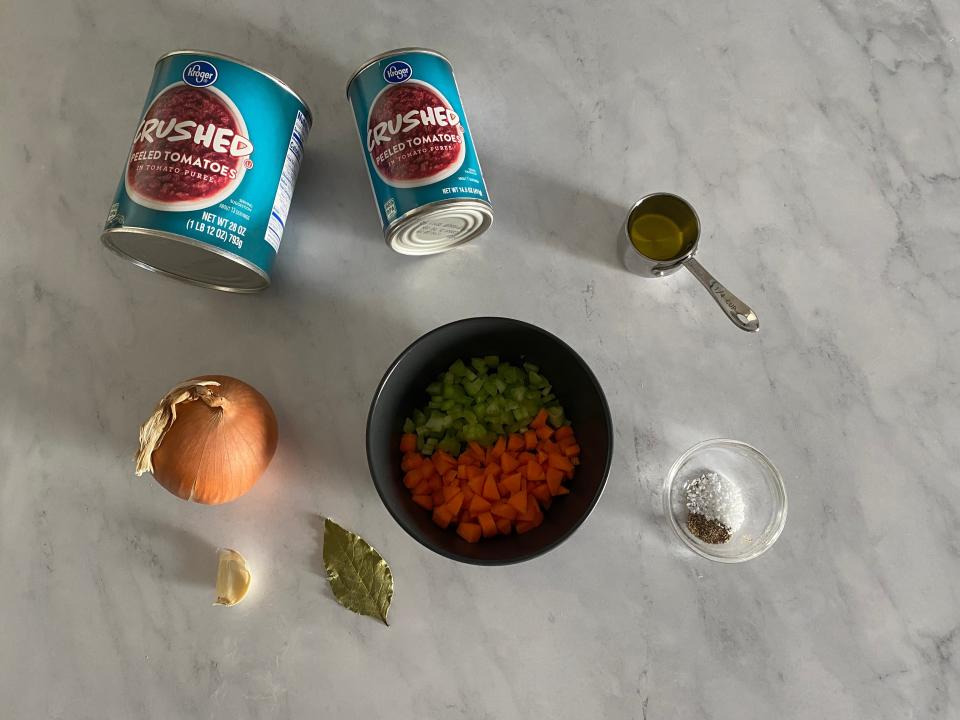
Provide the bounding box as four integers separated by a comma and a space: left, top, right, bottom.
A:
619, 193, 759, 332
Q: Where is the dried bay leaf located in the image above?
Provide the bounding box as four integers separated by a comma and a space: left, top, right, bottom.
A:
323, 518, 393, 625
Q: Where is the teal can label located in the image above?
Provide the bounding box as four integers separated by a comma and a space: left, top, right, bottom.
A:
346, 48, 492, 254
102, 51, 312, 291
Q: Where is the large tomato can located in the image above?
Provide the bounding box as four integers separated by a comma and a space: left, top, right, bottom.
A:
102, 51, 312, 292
346, 48, 492, 254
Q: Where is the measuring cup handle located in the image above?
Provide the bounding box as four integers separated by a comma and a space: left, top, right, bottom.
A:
683, 257, 760, 332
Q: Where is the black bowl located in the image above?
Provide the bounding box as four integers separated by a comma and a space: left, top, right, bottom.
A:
366, 317, 613, 565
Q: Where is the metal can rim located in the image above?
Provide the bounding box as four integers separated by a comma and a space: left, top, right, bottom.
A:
345, 47, 452, 99
384, 198, 493, 254
101, 226, 271, 293
158, 49, 314, 126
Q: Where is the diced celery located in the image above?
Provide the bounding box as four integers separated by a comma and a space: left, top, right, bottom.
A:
401, 357, 568, 455
548, 406, 566, 428
439, 436, 461, 455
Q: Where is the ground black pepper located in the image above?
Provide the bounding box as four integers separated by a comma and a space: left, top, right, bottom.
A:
687, 512, 731, 544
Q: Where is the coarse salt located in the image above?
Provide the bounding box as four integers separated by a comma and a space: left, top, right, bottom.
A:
683, 471, 745, 533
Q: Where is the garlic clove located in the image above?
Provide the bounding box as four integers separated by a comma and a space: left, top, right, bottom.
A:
214, 548, 251, 607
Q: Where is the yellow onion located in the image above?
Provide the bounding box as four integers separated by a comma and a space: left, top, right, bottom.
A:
135, 375, 278, 504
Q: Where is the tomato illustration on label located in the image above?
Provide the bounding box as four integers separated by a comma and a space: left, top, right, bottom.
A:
366, 80, 466, 188
125, 84, 253, 211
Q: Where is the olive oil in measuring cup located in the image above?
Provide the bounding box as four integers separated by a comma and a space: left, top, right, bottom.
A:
628, 212, 685, 261
619, 193, 759, 332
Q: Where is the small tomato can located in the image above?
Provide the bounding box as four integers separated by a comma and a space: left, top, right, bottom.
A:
346, 48, 492, 254
102, 51, 312, 292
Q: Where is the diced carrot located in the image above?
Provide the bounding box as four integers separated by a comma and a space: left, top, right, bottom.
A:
501, 473, 522, 494
403, 419, 579, 542
413, 480, 433, 496
457, 522, 482, 543
466, 466, 484, 482
412, 494, 433, 510
548, 454, 574, 472
444, 492, 464, 516
401, 452, 423, 471
403, 468, 423, 488
532, 483, 552, 506
432, 451, 456, 475
530, 408, 549, 429
400, 433, 418, 453
432, 506, 453, 528
467, 473, 484, 495
524, 430, 538, 450
478, 512, 497, 538
526, 460, 545, 481
508, 491, 528, 513
469, 495, 492, 514
519, 496, 542, 523
546, 468, 564, 495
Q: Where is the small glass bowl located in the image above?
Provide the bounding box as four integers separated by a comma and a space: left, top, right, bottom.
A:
664, 439, 787, 563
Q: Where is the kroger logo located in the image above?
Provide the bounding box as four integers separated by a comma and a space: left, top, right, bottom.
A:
182, 60, 218, 87
383, 61, 412, 84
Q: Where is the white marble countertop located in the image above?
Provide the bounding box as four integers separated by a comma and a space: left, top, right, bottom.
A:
3, 1, 959, 718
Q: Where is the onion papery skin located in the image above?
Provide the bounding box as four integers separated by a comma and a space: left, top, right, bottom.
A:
148, 375, 278, 504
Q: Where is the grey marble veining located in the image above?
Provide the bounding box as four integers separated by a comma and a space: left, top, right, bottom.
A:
2, 0, 959, 717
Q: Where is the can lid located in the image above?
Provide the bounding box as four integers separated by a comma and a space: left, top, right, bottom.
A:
102, 227, 270, 293
158, 49, 314, 126
345, 47, 451, 99
386, 200, 492, 255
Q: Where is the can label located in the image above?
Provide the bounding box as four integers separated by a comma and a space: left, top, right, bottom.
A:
347, 50, 489, 231
106, 53, 310, 281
